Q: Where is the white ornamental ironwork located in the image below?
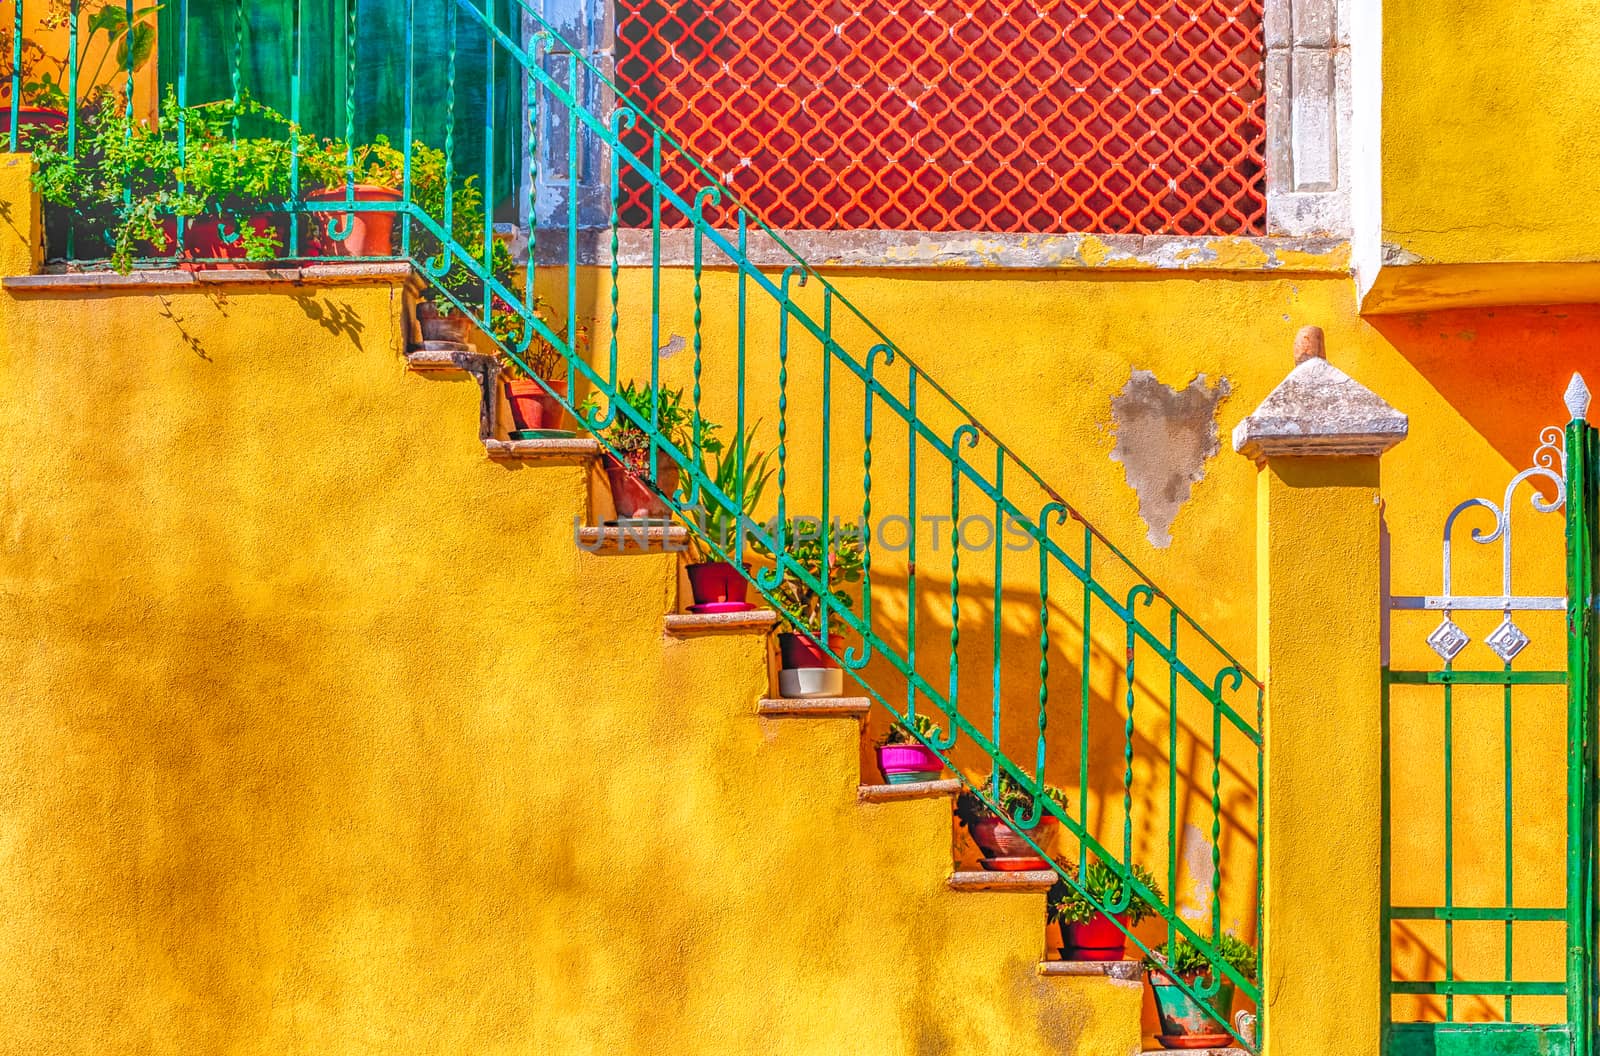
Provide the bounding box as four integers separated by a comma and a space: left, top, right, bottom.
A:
1391, 373, 1589, 663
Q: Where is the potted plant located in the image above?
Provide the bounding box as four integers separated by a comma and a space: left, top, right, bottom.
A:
1047, 858, 1161, 960
300, 134, 408, 257
875, 712, 944, 784
495, 297, 588, 437
31, 90, 296, 270
582, 382, 707, 522
1144, 933, 1257, 1049
410, 157, 514, 342
175, 96, 296, 264
0, 1, 159, 139
954, 770, 1066, 870
756, 517, 864, 699
683, 420, 775, 612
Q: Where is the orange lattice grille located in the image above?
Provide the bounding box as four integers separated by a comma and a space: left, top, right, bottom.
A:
613, 0, 1264, 234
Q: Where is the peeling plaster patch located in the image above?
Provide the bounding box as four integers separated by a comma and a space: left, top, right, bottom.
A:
1179, 824, 1217, 923
1109, 369, 1231, 548
658, 333, 686, 358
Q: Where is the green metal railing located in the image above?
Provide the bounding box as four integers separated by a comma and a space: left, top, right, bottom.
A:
5, 0, 1264, 1041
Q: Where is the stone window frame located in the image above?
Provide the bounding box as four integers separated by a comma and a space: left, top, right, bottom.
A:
514, 0, 1351, 266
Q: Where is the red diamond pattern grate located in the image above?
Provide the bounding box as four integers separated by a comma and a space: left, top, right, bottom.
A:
613, 0, 1265, 234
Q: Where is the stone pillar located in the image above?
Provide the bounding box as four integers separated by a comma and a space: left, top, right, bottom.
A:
1234, 326, 1407, 1056
0, 154, 40, 277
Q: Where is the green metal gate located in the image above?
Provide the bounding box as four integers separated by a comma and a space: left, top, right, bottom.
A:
1383, 375, 1598, 1056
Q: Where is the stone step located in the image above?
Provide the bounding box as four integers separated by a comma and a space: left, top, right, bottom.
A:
485, 437, 600, 462
946, 870, 1056, 893
858, 779, 961, 802
576, 525, 689, 555
664, 609, 779, 636
756, 697, 871, 719
1037, 959, 1142, 981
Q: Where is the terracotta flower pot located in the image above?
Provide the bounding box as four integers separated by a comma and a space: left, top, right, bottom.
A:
777, 631, 837, 670
183, 213, 290, 269
603, 454, 679, 520
968, 814, 1057, 870
1149, 970, 1235, 1049
876, 742, 943, 785
506, 374, 568, 433
686, 561, 752, 609
416, 301, 472, 344
1059, 911, 1129, 961
0, 106, 66, 137
304, 184, 403, 257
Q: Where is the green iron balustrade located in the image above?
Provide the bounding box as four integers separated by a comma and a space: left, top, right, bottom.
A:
4, 0, 1265, 1043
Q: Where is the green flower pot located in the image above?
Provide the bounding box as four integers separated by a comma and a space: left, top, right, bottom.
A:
1147, 970, 1235, 1049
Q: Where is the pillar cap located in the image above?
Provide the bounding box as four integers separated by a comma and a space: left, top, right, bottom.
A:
1233, 327, 1408, 463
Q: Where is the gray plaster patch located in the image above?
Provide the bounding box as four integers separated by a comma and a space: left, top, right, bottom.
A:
1110, 370, 1232, 548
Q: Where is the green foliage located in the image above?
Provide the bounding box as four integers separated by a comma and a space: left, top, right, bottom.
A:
954, 769, 1069, 829
752, 517, 865, 636
582, 381, 719, 479
493, 295, 588, 381
1, 1, 160, 111
880, 711, 942, 747
30, 90, 299, 271
1047, 858, 1163, 926
687, 421, 776, 563
1144, 932, 1258, 982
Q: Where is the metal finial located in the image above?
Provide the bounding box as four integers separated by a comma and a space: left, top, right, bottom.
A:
1565, 373, 1591, 422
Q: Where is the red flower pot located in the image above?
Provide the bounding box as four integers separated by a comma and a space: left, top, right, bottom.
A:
0, 106, 66, 137
968, 814, 1056, 870
603, 454, 679, 520
1059, 911, 1129, 961
686, 561, 752, 608
777, 631, 838, 670
183, 213, 290, 268
506, 374, 567, 433
304, 185, 403, 257
876, 742, 943, 785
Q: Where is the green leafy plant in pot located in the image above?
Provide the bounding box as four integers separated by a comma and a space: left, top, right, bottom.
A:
495, 297, 588, 438
876, 712, 945, 785
683, 420, 775, 613
299, 134, 409, 258
754, 517, 864, 699
1144, 933, 1257, 1049
582, 381, 708, 522
409, 151, 515, 343
32, 90, 297, 271
955, 770, 1067, 870
1047, 858, 1161, 961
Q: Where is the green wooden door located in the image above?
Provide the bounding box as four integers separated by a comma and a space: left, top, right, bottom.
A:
158, 0, 522, 207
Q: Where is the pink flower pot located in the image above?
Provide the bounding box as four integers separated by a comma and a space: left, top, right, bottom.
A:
968, 814, 1056, 870
1059, 911, 1129, 961
778, 631, 837, 670
876, 742, 943, 785
304, 184, 403, 257
604, 454, 679, 520
686, 561, 752, 609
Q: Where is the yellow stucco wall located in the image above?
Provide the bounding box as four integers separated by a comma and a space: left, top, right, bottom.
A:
0, 181, 1148, 1053
1365, 0, 1600, 310
1380, 0, 1600, 268
1, 124, 1592, 1047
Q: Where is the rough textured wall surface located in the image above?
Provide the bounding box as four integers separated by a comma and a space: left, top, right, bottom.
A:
0, 249, 1139, 1052
1109, 370, 1232, 547
1381, 0, 1600, 266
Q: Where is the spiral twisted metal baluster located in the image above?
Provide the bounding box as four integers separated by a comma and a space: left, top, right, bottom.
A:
938, 423, 980, 755
843, 344, 895, 671
1124, 584, 1155, 867
1015, 500, 1073, 830
757, 266, 808, 592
